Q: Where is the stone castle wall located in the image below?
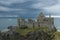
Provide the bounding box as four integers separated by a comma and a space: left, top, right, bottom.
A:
17, 12, 54, 30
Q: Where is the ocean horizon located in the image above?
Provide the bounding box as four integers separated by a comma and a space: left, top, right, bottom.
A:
0, 17, 60, 31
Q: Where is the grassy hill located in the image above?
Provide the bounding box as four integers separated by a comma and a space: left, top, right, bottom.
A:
15, 27, 58, 40
16, 27, 40, 36
55, 32, 60, 40
16, 27, 50, 36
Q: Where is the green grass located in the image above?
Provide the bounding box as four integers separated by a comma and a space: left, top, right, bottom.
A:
16, 27, 52, 36
57, 32, 60, 36
16, 27, 59, 40
16, 27, 40, 36
55, 32, 60, 40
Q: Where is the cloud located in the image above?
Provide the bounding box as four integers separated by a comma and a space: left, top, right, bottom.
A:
0, 6, 12, 11
0, 0, 32, 5
43, 4, 60, 15
0, 15, 18, 17
57, 0, 60, 3
30, 0, 57, 9
0, 1, 12, 5
0, 0, 59, 15
30, 3, 45, 9
0, 6, 26, 11
46, 15, 60, 18
0, 0, 57, 6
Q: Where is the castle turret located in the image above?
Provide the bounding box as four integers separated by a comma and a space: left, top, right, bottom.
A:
37, 12, 45, 21
49, 14, 54, 26
37, 12, 45, 27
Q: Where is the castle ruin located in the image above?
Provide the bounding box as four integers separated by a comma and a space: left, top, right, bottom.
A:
17, 12, 55, 30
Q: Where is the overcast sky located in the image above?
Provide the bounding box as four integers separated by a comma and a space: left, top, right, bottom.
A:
0, 0, 60, 17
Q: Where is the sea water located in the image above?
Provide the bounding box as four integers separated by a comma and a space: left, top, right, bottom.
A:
0, 17, 60, 31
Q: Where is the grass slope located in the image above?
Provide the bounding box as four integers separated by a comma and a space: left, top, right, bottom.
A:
16, 27, 40, 36
55, 32, 60, 40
